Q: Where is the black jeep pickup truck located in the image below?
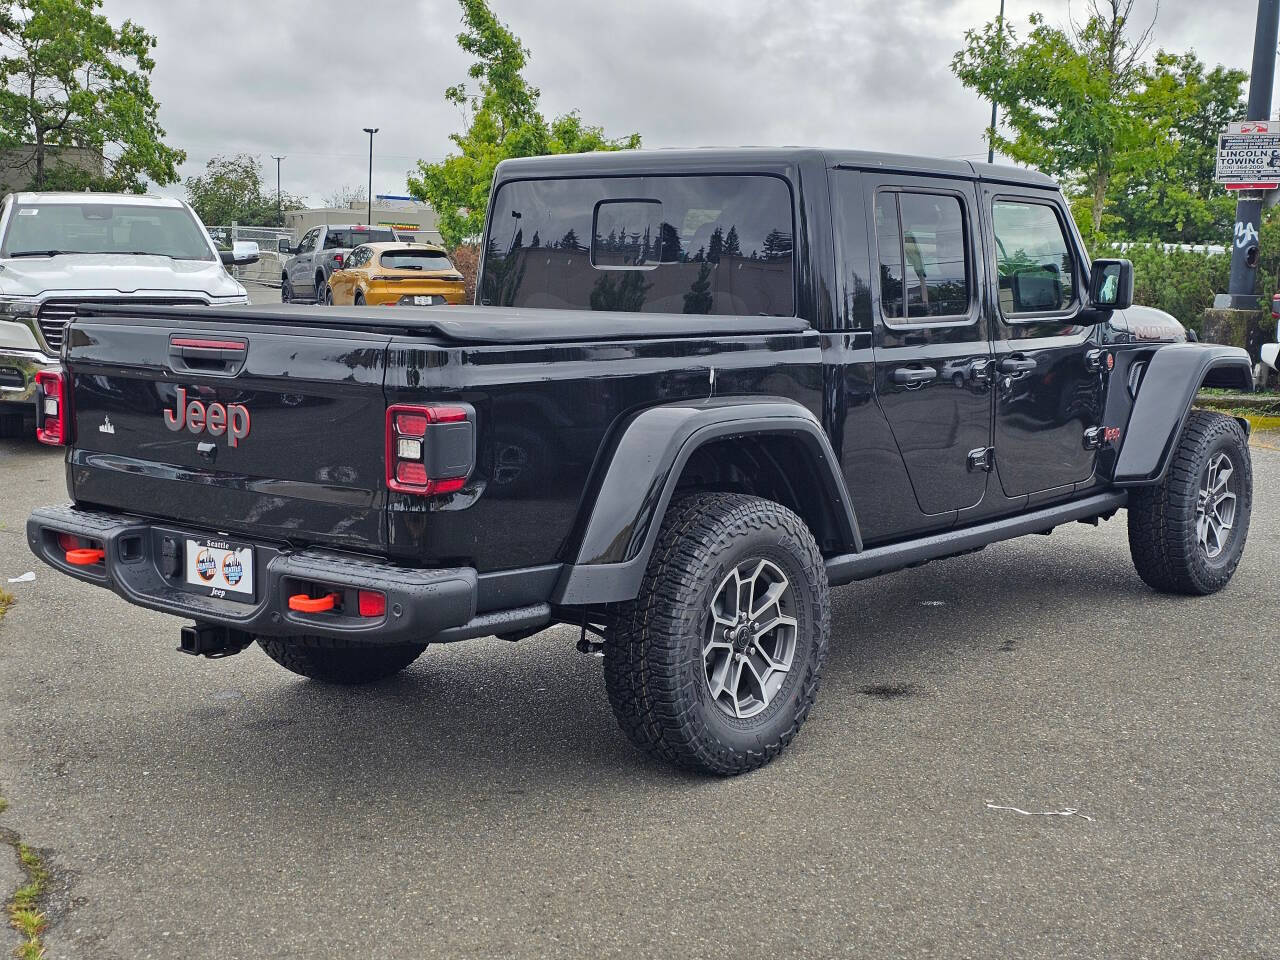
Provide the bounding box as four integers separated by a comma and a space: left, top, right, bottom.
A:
28, 148, 1254, 775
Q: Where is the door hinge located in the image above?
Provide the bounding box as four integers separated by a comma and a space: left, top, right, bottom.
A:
967, 446, 995, 472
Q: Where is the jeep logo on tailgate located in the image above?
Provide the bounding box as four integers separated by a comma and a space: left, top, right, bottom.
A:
163, 387, 251, 447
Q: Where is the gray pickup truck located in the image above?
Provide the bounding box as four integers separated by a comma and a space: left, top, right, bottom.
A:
280, 223, 396, 303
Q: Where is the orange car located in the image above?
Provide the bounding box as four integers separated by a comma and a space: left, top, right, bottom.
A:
323, 242, 466, 307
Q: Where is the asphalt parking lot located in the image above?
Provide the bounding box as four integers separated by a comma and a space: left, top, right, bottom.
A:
0, 299, 1276, 958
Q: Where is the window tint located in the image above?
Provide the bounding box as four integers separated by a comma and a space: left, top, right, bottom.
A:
481, 175, 794, 316
379, 250, 454, 271
875, 191, 969, 322
298, 228, 319, 253
992, 200, 1075, 315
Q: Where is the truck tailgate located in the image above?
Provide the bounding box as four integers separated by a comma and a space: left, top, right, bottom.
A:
65, 314, 392, 550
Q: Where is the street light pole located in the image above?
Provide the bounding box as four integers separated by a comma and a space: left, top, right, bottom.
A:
987, 0, 1005, 166
362, 128, 378, 227
271, 155, 284, 222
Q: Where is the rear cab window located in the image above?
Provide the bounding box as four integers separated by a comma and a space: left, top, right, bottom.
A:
481, 174, 795, 316
326, 228, 395, 249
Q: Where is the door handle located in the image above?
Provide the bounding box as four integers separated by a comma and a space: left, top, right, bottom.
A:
892, 367, 939, 386
999, 356, 1038, 373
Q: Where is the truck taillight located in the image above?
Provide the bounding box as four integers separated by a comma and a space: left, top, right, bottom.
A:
334, 253, 344, 267
1271, 292, 1280, 321
34, 368, 69, 446
385, 403, 474, 495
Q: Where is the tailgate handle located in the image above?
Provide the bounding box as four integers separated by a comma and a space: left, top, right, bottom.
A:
169, 336, 247, 376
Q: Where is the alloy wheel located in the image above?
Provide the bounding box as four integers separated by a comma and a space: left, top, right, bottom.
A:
704, 559, 798, 719
1195, 451, 1237, 560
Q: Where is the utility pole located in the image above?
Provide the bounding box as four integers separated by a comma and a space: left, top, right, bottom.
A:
1222, 0, 1280, 309
362, 128, 378, 226
271, 156, 284, 223
987, 0, 1006, 165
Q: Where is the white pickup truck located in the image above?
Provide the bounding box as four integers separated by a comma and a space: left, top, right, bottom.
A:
0, 192, 258, 436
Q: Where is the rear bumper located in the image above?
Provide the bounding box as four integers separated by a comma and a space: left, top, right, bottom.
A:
27, 504, 483, 644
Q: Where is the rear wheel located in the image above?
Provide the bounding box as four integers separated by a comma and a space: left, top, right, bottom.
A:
314, 273, 326, 302
604, 492, 830, 776
323, 284, 334, 306
354, 291, 366, 306
257, 636, 428, 684
1128, 410, 1252, 595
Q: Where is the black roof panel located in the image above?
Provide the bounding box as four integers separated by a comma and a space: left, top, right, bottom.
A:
496, 147, 1058, 189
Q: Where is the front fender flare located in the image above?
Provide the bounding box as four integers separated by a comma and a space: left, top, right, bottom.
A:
552, 397, 859, 605
1113, 343, 1252, 486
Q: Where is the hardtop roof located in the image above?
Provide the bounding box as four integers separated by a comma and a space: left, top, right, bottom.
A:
496, 147, 1058, 189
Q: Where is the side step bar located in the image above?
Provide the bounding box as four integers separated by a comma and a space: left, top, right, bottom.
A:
824, 491, 1128, 586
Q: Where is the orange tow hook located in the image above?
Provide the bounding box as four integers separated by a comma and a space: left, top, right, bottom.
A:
65, 547, 105, 566
288, 593, 340, 613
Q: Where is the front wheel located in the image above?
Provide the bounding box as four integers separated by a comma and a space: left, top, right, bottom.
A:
257, 636, 428, 684
1128, 410, 1252, 595
281, 276, 294, 303
604, 492, 830, 776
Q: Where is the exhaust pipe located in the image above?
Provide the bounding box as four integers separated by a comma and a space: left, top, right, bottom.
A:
178, 622, 253, 659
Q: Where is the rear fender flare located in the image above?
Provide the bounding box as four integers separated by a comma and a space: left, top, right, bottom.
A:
552, 397, 860, 605
1112, 343, 1253, 486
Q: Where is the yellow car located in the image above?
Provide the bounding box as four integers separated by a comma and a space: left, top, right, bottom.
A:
323, 242, 466, 307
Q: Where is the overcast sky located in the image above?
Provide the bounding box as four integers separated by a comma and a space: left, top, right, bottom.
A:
98, 0, 1266, 206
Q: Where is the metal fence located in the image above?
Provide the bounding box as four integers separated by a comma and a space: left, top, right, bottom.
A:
209, 224, 296, 288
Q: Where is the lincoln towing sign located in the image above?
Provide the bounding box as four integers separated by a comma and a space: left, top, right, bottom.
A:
1216, 120, 1280, 190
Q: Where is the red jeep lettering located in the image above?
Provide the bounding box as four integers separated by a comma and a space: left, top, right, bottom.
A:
163, 387, 251, 447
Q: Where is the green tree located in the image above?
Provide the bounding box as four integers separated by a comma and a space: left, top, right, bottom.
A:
184, 154, 303, 227
1109, 53, 1246, 242
0, 0, 184, 191
408, 0, 640, 247
952, 0, 1156, 235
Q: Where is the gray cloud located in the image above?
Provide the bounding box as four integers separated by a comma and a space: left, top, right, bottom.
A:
99, 0, 1261, 205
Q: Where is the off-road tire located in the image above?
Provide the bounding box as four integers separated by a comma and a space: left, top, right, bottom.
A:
604, 492, 830, 776
257, 636, 428, 684
314, 273, 327, 302
1127, 410, 1252, 595
323, 284, 334, 306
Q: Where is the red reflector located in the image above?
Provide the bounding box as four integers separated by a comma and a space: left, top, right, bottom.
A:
430, 476, 466, 495
395, 413, 430, 437
357, 590, 386, 617
57, 532, 79, 552
396, 461, 428, 485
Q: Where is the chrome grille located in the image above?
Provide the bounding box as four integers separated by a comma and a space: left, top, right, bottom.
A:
36, 299, 207, 354
36, 303, 76, 353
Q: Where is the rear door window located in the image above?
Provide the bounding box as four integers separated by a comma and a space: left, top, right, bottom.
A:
481, 175, 795, 316
874, 190, 970, 322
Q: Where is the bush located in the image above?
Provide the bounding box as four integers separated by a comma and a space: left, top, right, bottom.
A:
449, 243, 480, 304
1093, 241, 1230, 336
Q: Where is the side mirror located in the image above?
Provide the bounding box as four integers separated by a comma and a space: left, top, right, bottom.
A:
220, 241, 260, 266
1089, 258, 1133, 311
281, 242, 296, 256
